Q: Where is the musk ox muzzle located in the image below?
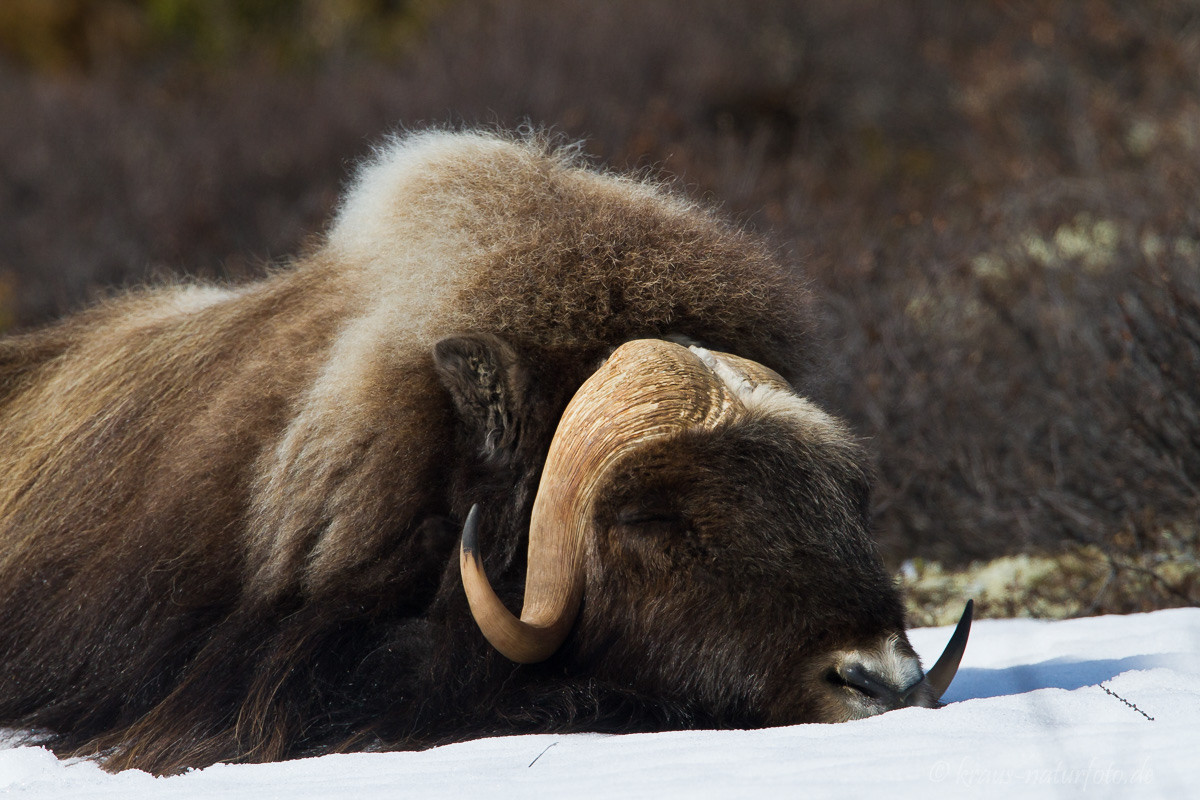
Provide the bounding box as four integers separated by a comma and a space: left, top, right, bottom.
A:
459, 339, 972, 717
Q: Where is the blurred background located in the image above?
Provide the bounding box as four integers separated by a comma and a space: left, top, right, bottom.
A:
1, 0, 1197, 620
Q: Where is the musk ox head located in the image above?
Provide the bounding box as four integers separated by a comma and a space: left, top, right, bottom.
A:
452, 337, 971, 726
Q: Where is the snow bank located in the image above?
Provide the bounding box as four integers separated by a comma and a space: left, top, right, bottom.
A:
3, 608, 1197, 799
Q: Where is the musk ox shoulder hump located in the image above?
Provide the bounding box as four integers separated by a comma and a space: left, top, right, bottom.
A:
323, 129, 815, 378
329, 129, 684, 262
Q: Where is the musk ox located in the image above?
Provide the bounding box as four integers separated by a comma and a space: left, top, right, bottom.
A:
0, 129, 970, 774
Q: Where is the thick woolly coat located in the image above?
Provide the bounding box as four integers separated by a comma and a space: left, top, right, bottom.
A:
0, 131, 905, 774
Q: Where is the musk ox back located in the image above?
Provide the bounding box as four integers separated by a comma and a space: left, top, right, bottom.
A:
0, 130, 968, 774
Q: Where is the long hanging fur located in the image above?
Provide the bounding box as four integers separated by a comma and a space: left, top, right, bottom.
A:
0, 130, 910, 774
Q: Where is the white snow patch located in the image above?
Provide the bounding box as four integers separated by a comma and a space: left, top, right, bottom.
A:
2, 608, 1197, 799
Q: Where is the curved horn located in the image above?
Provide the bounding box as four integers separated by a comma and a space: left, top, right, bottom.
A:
459, 339, 740, 663
923, 599, 974, 702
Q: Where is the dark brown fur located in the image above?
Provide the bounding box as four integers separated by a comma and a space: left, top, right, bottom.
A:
0, 130, 908, 773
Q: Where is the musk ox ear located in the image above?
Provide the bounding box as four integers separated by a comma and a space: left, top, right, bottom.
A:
433, 333, 529, 461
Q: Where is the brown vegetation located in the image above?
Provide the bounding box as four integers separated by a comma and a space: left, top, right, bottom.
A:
1, 0, 1197, 614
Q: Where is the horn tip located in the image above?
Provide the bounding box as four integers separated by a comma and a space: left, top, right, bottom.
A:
460, 503, 483, 562
921, 597, 975, 704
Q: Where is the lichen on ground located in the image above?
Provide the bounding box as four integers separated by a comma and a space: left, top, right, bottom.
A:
901, 523, 1200, 626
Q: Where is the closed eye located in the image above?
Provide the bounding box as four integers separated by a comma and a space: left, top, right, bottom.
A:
614, 508, 681, 527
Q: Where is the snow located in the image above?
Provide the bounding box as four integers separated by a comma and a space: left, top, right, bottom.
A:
2, 608, 1197, 799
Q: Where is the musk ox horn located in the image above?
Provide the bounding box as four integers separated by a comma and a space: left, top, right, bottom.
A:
459, 339, 740, 663
921, 599, 974, 702
688, 345, 794, 396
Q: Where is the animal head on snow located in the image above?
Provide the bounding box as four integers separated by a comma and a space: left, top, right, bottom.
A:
451, 336, 972, 724
0, 129, 970, 774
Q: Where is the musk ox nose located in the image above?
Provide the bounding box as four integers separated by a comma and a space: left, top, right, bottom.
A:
829, 660, 935, 712
825, 637, 935, 718
826, 601, 973, 719
835, 662, 907, 708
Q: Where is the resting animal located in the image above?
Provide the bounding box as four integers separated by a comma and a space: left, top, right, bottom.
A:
0, 130, 970, 774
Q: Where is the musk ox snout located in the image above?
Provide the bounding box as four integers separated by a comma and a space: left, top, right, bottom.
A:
821, 640, 934, 721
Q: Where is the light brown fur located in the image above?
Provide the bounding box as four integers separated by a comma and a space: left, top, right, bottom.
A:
0, 130, 818, 771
